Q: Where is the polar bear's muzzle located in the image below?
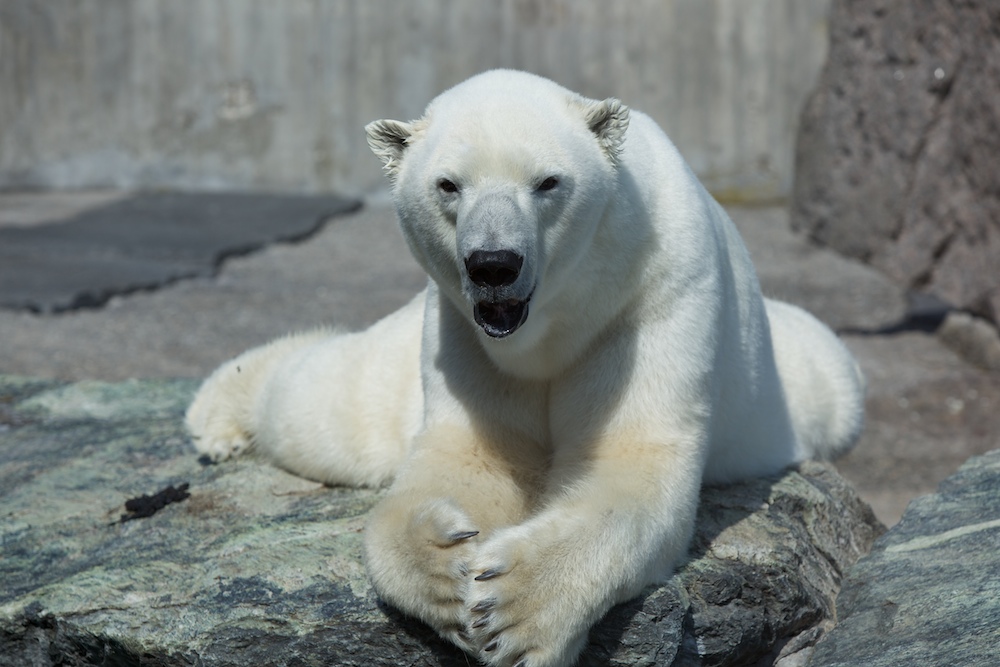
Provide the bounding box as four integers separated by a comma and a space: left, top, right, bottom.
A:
464, 250, 532, 338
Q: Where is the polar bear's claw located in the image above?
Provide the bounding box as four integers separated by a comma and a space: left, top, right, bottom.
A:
470, 598, 496, 613
449, 530, 480, 542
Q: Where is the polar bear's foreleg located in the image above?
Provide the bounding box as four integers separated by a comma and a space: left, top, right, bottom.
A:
462, 431, 703, 667
364, 423, 544, 653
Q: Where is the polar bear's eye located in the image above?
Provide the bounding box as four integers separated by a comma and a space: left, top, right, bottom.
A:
437, 178, 459, 194
536, 177, 559, 192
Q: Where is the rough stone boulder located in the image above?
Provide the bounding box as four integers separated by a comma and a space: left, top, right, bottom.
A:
792, 0, 1000, 325
810, 449, 1000, 666
0, 375, 882, 666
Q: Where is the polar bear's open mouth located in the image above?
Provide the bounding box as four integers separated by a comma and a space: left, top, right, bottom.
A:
474, 296, 530, 338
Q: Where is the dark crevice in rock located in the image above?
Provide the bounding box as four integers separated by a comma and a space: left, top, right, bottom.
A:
836, 290, 954, 336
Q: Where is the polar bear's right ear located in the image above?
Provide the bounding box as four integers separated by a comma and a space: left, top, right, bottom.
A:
365, 119, 417, 180
582, 98, 630, 166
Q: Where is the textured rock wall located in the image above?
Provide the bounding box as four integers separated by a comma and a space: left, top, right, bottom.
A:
0, 375, 882, 666
792, 0, 1000, 324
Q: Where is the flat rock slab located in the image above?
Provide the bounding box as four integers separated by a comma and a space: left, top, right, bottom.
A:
0, 192, 360, 312
0, 375, 882, 666
810, 448, 1000, 666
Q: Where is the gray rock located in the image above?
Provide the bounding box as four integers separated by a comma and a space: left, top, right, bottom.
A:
792, 0, 1000, 325
809, 449, 1000, 666
0, 375, 882, 666
937, 311, 1000, 372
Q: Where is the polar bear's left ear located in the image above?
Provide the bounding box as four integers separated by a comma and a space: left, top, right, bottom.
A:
583, 98, 630, 165
365, 119, 417, 180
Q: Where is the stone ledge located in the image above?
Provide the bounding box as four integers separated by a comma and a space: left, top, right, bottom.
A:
810, 448, 1000, 667
0, 375, 882, 666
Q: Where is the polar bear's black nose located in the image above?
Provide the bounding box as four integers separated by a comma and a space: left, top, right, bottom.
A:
465, 250, 523, 288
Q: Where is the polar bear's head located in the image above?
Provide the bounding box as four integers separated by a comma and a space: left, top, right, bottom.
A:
366, 70, 629, 345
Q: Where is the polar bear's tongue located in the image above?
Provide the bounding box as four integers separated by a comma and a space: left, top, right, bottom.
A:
474, 299, 529, 338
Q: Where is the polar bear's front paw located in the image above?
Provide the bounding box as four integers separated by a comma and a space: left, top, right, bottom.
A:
465, 531, 591, 667
366, 498, 482, 650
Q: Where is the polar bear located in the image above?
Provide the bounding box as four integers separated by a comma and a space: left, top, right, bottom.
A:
186, 70, 864, 667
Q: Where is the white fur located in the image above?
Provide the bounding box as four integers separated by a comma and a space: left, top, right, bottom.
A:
186, 70, 864, 667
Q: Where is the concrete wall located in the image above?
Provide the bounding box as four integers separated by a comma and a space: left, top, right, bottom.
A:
0, 0, 830, 200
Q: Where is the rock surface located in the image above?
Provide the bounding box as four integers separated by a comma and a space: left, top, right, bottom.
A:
937, 311, 1000, 372
0, 375, 882, 666
810, 449, 1000, 666
792, 0, 1000, 325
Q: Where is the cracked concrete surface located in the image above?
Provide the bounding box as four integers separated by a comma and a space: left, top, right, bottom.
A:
0, 191, 360, 312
